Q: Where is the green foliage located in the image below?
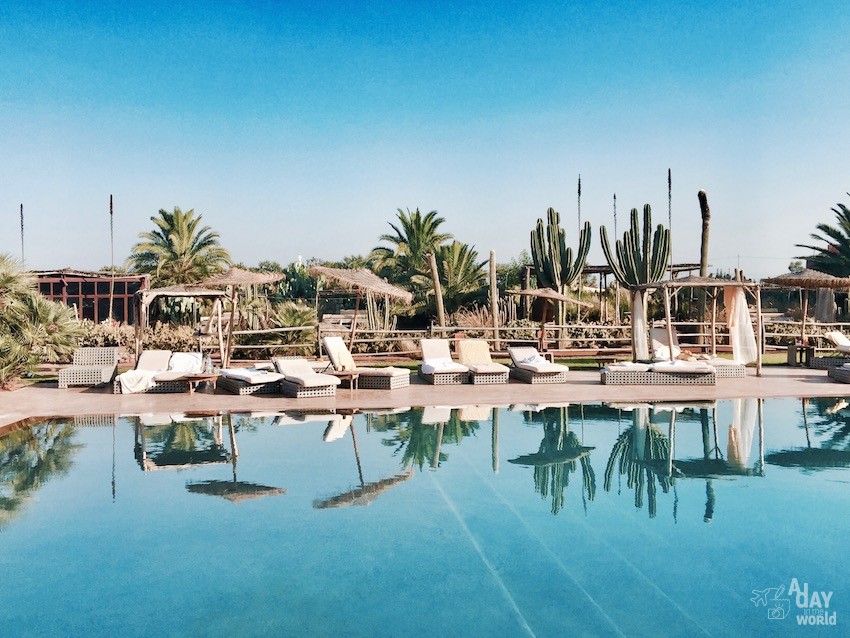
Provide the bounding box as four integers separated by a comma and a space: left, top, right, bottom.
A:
127, 207, 231, 285
0, 254, 84, 387
796, 197, 850, 276
788, 260, 805, 274
497, 249, 534, 292
370, 208, 451, 293
412, 240, 488, 315
600, 204, 670, 287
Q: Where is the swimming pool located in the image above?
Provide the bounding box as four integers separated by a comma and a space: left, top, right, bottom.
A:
1, 398, 846, 636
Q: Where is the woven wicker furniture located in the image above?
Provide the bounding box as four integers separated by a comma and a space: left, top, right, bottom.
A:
58, 347, 119, 389
827, 366, 850, 383
114, 351, 204, 394
457, 339, 509, 385
507, 347, 569, 384
272, 357, 340, 398
321, 336, 410, 390
418, 339, 469, 385
601, 361, 717, 385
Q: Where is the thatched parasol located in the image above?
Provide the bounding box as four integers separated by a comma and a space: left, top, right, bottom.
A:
310, 266, 413, 348
508, 288, 592, 350
199, 267, 285, 367
762, 269, 850, 343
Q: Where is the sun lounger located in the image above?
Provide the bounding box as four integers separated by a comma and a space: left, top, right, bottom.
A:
219, 367, 285, 395
650, 326, 746, 378
114, 350, 203, 394
272, 357, 340, 398
601, 360, 717, 385
58, 347, 120, 389
418, 339, 469, 385
506, 347, 569, 384
456, 339, 509, 385
812, 331, 850, 369
827, 363, 850, 383
321, 336, 410, 389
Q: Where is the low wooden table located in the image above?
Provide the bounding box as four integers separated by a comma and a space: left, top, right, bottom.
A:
180, 373, 221, 394
329, 370, 360, 396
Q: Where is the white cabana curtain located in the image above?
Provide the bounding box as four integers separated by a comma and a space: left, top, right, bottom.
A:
727, 398, 758, 469
814, 287, 837, 323
724, 287, 758, 364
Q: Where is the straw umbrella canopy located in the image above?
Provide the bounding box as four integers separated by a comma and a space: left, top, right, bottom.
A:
309, 266, 413, 348
198, 267, 285, 367
312, 469, 413, 508
762, 269, 850, 343
508, 288, 592, 350
186, 480, 286, 503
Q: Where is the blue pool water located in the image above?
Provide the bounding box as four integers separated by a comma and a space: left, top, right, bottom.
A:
1, 398, 848, 637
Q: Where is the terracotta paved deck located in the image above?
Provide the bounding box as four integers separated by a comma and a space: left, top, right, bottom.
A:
1, 366, 847, 430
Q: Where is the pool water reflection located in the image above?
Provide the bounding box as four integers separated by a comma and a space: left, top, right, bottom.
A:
1, 398, 848, 637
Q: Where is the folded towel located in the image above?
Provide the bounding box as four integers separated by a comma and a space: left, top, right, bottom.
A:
221, 368, 284, 385
118, 369, 159, 393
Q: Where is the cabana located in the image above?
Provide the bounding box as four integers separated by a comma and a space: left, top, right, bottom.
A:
762, 269, 850, 369
134, 285, 228, 359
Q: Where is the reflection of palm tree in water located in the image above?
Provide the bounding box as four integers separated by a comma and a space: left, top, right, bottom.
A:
381, 410, 479, 470
604, 407, 672, 518
510, 407, 595, 516
0, 419, 81, 529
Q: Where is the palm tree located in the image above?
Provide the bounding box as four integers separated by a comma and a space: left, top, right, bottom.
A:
370, 208, 452, 288
412, 240, 488, 315
797, 196, 850, 276
128, 207, 231, 286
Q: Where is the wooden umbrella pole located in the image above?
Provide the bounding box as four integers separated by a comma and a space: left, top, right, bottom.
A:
224, 288, 237, 368
663, 286, 675, 361
801, 290, 808, 344
491, 408, 499, 475
754, 284, 763, 376
710, 290, 718, 357
348, 289, 363, 350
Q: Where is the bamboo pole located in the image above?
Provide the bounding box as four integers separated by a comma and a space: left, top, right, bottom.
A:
427, 252, 446, 328
489, 250, 500, 350
710, 290, 717, 357
348, 289, 363, 350
224, 288, 237, 368
663, 286, 675, 361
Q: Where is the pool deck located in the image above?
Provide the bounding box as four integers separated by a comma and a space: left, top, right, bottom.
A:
1, 365, 847, 429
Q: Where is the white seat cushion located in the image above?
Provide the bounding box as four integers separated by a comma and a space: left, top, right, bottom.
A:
135, 350, 172, 372
354, 366, 410, 377
517, 360, 569, 374
650, 360, 715, 374
284, 372, 341, 387
221, 368, 284, 385
466, 362, 509, 374
168, 352, 203, 373
605, 362, 652, 372
421, 358, 468, 375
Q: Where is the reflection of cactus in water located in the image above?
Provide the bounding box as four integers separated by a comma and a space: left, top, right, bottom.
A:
509, 408, 595, 516
604, 408, 673, 517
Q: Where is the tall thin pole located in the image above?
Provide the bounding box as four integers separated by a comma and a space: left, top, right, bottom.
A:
667, 168, 672, 280
108, 195, 115, 322
576, 175, 582, 321
577, 174, 582, 234
19, 203, 24, 263
489, 250, 500, 350
613, 194, 620, 323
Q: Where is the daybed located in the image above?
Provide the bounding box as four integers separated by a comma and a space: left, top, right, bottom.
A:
457, 339, 509, 385
601, 360, 717, 385
272, 357, 340, 398
506, 347, 569, 384
113, 351, 202, 394
218, 367, 285, 395
418, 339, 469, 385
650, 326, 746, 378
322, 336, 410, 389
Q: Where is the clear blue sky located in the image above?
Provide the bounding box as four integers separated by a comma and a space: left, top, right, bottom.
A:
2, 0, 849, 279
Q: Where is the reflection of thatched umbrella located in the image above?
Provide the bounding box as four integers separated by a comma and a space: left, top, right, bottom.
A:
310, 266, 413, 348
508, 288, 591, 350
199, 267, 285, 367
186, 480, 286, 503
313, 468, 413, 508
763, 269, 850, 343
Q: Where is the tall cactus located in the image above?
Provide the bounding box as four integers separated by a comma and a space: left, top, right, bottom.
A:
600, 204, 670, 360
530, 208, 591, 327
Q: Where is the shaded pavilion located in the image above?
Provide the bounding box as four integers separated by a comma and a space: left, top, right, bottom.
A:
310, 266, 413, 348
762, 269, 850, 344
632, 275, 763, 374
199, 267, 285, 367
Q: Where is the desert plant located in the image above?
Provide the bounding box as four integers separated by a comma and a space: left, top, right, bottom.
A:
600, 204, 670, 360
530, 208, 591, 326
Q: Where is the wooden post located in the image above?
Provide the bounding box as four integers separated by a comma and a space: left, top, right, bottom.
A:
489, 250, 500, 351
800, 290, 809, 344
428, 252, 446, 329
755, 284, 763, 376
348, 289, 363, 350
491, 407, 499, 474
224, 288, 237, 368
663, 286, 675, 361
521, 265, 531, 318
710, 290, 718, 357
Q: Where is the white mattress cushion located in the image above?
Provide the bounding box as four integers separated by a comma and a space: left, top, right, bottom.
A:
355, 366, 410, 377
467, 362, 509, 374
650, 360, 715, 374
421, 358, 468, 374
221, 368, 284, 385
136, 350, 172, 372
168, 352, 203, 373
283, 372, 341, 387
517, 360, 569, 374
